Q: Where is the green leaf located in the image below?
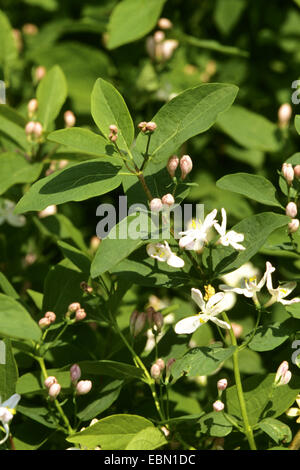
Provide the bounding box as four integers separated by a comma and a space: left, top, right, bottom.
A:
199, 411, 233, 437
57, 241, 91, 274
15, 158, 122, 213
107, 0, 166, 49
171, 344, 236, 381
0, 152, 43, 195
0, 294, 41, 342
214, 0, 247, 35
225, 373, 300, 426
0, 105, 28, 150
248, 322, 292, 352
67, 414, 167, 450
17, 404, 57, 429
16, 369, 70, 395
0, 338, 18, 401
26, 290, 43, 310
216, 173, 283, 208
76, 380, 123, 421
217, 105, 282, 152
295, 115, 300, 135
0, 10, 18, 80
184, 35, 249, 58
0, 272, 19, 299
91, 78, 134, 152
36, 65, 67, 130
77, 360, 143, 380
259, 418, 292, 444
47, 128, 118, 158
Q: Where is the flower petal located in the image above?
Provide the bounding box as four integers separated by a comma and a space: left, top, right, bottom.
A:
174, 315, 202, 334
191, 288, 205, 310
2, 393, 20, 410
167, 254, 185, 268
206, 292, 225, 310
210, 316, 231, 330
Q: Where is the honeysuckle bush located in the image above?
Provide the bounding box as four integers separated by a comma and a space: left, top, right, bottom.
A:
0, 0, 300, 452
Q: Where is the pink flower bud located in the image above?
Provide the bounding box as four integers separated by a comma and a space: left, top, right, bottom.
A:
75, 308, 86, 321
161, 39, 179, 61
180, 155, 193, 179
146, 121, 157, 132
146, 306, 156, 327
282, 163, 294, 185
38, 204, 57, 218
23, 23, 38, 35
76, 380, 92, 395
286, 202, 298, 218
34, 122, 43, 138
275, 361, 292, 386
44, 311, 56, 323
48, 382, 61, 399
153, 311, 164, 332
28, 98, 38, 116
217, 378, 228, 392
155, 358, 165, 370
38, 317, 51, 328
288, 218, 300, 233
213, 400, 225, 412
167, 155, 179, 178
25, 121, 36, 135
278, 103, 292, 127
294, 165, 300, 179
70, 364, 81, 384
132, 312, 147, 337
68, 302, 81, 313
130, 310, 139, 336
154, 30, 165, 43
162, 193, 175, 206
64, 110, 76, 128
44, 376, 57, 388
138, 121, 147, 132
109, 124, 118, 134
231, 322, 243, 338
35, 65, 46, 81
109, 132, 118, 142
150, 198, 163, 212
150, 363, 161, 380
157, 18, 173, 30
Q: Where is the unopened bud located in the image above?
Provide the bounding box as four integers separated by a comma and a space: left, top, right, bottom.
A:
23, 23, 38, 35
162, 193, 175, 206
167, 155, 179, 178
64, 110, 76, 128
109, 124, 118, 134
44, 311, 56, 323
34, 122, 43, 138
155, 358, 165, 370
28, 98, 38, 117
282, 163, 294, 185
286, 202, 298, 218
70, 364, 81, 384
35, 65, 46, 81
157, 18, 173, 30
75, 308, 86, 321
38, 317, 51, 328
80, 281, 93, 294
213, 400, 225, 412
294, 165, 300, 179
166, 358, 176, 380
154, 30, 165, 43
161, 39, 179, 61
150, 363, 161, 380
153, 311, 164, 332
25, 121, 36, 135
44, 376, 57, 388
288, 218, 300, 233
217, 378, 228, 392
109, 132, 118, 142
275, 361, 292, 386
130, 310, 139, 336
146, 306, 155, 327
68, 302, 81, 313
180, 155, 193, 179
38, 204, 57, 218
132, 312, 147, 337
76, 380, 92, 395
150, 198, 163, 212
138, 121, 147, 132
278, 103, 292, 127
231, 322, 243, 338
146, 121, 157, 132
48, 382, 61, 399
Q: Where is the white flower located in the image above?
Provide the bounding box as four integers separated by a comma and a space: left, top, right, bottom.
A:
221, 262, 259, 287
0, 393, 21, 445
146, 240, 184, 268
174, 287, 230, 334
265, 267, 300, 307
214, 208, 245, 250
286, 394, 300, 423
178, 209, 217, 252
219, 261, 275, 301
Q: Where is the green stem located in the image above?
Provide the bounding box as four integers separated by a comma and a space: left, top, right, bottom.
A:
222, 312, 257, 450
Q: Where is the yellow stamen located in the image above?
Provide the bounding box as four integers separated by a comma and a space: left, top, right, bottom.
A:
191, 219, 197, 229
204, 284, 215, 301
7, 408, 16, 415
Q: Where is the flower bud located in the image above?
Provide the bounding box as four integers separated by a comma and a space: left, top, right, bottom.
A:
278, 103, 292, 127
28, 98, 38, 117
155, 358, 165, 370
150, 198, 163, 212
286, 202, 298, 218
138, 121, 147, 132
38, 204, 57, 218
213, 400, 225, 412
75, 308, 86, 321
153, 30, 165, 43
161, 39, 179, 61
48, 382, 61, 399
162, 193, 175, 206
275, 361, 292, 386
70, 364, 81, 384
34, 122, 43, 138
23, 23, 38, 35
150, 363, 161, 380
64, 110, 76, 128
76, 380, 92, 395
44, 376, 57, 388
166, 358, 176, 380
146, 121, 157, 132
153, 311, 164, 332
167, 155, 179, 178
146, 306, 156, 327
157, 18, 173, 30
130, 310, 139, 336
294, 165, 300, 179
180, 155, 193, 179
282, 163, 294, 186
132, 312, 147, 337
35, 65, 46, 81
25, 121, 36, 135
109, 124, 118, 134
217, 378, 228, 392
68, 302, 81, 313
231, 322, 243, 338
45, 311, 56, 323
38, 317, 51, 328
80, 281, 93, 294
288, 218, 300, 233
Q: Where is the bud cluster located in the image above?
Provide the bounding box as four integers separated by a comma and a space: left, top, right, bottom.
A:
66, 302, 87, 321
38, 311, 56, 329
281, 163, 300, 234
70, 364, 92, 395
129, 306, 164, 338
166, 154, 193, 180
25, 121, 43, 140
44, 376, 61, 400
109, 124, 118, 142
138, 121, 157, 133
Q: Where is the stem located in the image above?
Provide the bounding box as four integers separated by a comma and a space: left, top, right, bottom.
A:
289, 428, 300, 450
140, 134, 152, 172
136, 171, 153, 201
222, 312, 257, 450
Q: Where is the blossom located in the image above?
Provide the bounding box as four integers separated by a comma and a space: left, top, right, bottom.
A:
178, 209, 217, 252
274, 361, 292, 387
219, 261, 275, 302
265, 267, 300, 307
174, 287, 230, 334
146, 241, 184, 268
0, 393, 21, 445
214, 208, 245, 250
286, 394, 300, 423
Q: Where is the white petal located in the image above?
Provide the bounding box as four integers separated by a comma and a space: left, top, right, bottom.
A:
2, 393, 20, 410
210, 317, 231, 330
214, 223, 223, 237
220, 208, 227, 234
191, 288, 205, 310
174, 315, 202, 334
206, 292, 224, 310
279, 282, 297, 298
179, 234, 195, 249
167, 254, 185, 268
280, 297, 300, 305
257, 261, 275, 290
0, 423, 9, 445
203, 209, 218, 230
230, 240, 246, 251
286, 407, 300, 417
